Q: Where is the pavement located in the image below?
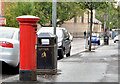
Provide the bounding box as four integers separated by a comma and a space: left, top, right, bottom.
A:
1, 39, 119, 83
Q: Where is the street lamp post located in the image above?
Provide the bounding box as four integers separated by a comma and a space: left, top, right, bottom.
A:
52, 0, 57, 71
108, 1, 111, 33
104, 14, 108, 32
52, 0, 57, 35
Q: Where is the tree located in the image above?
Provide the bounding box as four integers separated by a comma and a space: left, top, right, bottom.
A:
5, 2, 85, 27
33, 2, 85, 26
56, 2, 85, 26
82, 2, 110, 51
5, 2, 34, 28
96, 2, 118, 29
5, 2, 18, 27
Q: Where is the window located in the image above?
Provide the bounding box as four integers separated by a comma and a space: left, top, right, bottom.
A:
74, 17, 77, 24
0, 29, 15, 39
63, 30, 69, 38
81, 16, 84, 23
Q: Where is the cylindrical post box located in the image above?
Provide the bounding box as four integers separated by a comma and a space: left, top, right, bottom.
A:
16, 15, 39, 81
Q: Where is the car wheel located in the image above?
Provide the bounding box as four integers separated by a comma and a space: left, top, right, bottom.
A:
59, 49, 64, 59
2, 62, 19, 74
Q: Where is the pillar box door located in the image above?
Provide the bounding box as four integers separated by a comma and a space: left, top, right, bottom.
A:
16, 15, 39, 81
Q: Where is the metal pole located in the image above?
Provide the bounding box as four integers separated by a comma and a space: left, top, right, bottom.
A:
104, 21, 106, 32
85, 11, 89, 49
52, 0, 57, 35
108, 2, 111, 33
52, 0, 57, 72
104, 14, 108, 33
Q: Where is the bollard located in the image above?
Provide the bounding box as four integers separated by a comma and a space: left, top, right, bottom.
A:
16, 15, 39, 81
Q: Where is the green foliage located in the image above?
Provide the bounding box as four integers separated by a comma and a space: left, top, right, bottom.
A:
5, 2, 18, 27
5, 2, 34, 28
5, 2, 85, 27
32, 2, 85, 26
81, 2, 109, 10
5, 2, 116, 29
80, 2, 110, 51
56, 2, 84, 26
96, 2, 118, 29
32, 2, 52, 26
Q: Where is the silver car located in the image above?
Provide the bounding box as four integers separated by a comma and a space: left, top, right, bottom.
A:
0, 27, 19, 67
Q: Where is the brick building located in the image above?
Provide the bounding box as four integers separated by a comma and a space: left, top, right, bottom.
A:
0, 0, 5, 17
0, 0, 5, 26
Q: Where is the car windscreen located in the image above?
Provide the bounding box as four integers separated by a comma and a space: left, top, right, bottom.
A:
0, 29, 15, 39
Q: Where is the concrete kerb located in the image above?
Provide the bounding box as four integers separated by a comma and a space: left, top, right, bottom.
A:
2, 75, 51, 84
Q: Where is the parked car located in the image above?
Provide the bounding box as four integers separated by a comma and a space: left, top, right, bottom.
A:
56, 27, 73, 41
114, 34, 120, 43
37, 27, 71, 59
0, 27, 19, 67
88, 33, 100, 45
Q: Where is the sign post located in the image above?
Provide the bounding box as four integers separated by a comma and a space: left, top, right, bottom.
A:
52, 0, 57, 35
104, 14, 108, 32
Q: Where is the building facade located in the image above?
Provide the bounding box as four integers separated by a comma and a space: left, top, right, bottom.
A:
61, 10, 102, 38
0, 0, 4, 17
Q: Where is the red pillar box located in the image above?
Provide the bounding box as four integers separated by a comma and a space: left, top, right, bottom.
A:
16, 15, 39, 81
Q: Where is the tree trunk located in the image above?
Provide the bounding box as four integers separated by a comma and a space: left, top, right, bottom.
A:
89, 4, 93, 51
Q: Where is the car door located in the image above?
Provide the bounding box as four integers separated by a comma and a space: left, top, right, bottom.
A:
63, 29, 71, 54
